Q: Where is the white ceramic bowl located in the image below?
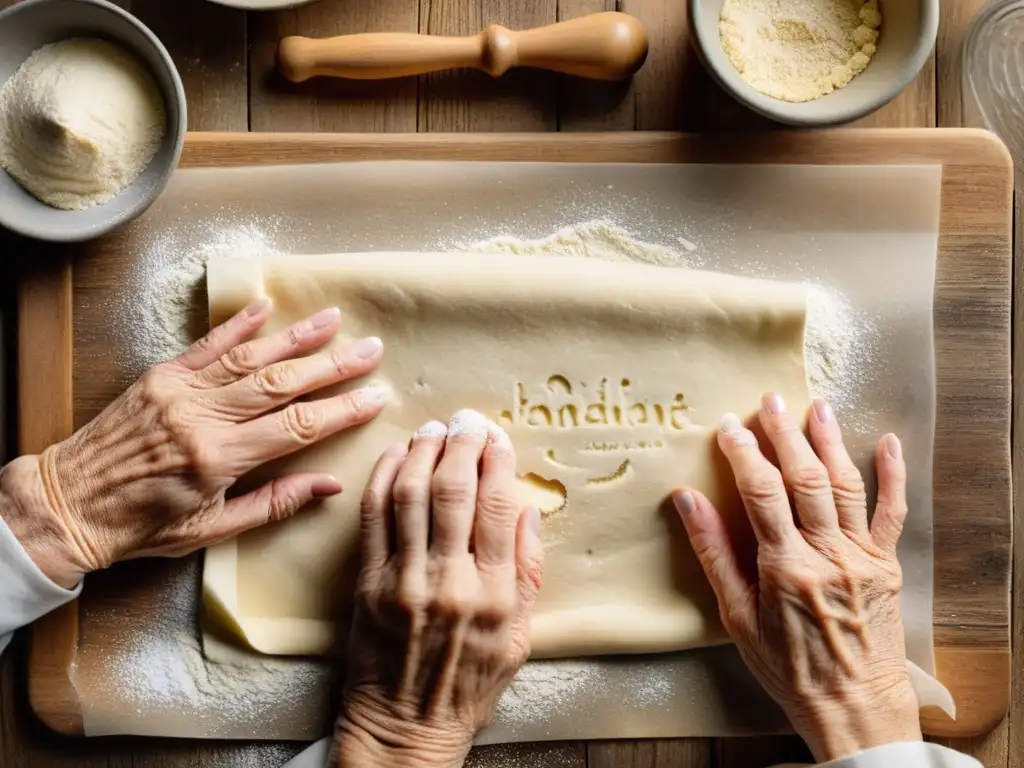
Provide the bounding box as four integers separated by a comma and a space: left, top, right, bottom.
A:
0, 0, 186, 242
688, 0, 939, 126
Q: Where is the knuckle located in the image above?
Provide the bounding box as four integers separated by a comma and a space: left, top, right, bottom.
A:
281, 402, 324, 443
267, 481, 302, 521
476, 487, 519, 526
832, 467, 866, 498
222, 343, 261, 376
738, 467, 785, 504
394, 576, 426, 615
254, 362, 296, 397
137, 370, 169, 407
432, 471, 474, 508
183, 435, 220, 477
789, 463, 832, 496
474, 593, 516, 627
430, 588, 474, 620
520, 555, 545, 593
392, 478, 426, 510
328, 349, 353, 379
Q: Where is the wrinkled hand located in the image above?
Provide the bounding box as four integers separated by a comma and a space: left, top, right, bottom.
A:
336, 411, 544, 768
674, 394, 921, 762
1, 300, 386, 588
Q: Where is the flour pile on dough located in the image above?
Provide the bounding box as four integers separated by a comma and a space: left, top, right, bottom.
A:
456, 219, 703, 269
0, 38, 165, 210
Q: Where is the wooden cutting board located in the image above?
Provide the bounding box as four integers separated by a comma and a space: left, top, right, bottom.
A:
20, 130, 1012, 740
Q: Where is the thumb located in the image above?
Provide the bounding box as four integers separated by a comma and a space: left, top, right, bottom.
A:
515, 506, 545, 608
509, 506, 544, 659
207, 473, 342, 547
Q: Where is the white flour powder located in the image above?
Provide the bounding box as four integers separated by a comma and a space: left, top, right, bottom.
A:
0, 38, 165, 210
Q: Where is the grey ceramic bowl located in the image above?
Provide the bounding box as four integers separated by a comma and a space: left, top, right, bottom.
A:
689, 0, 939, 126
0, 0, 186, 242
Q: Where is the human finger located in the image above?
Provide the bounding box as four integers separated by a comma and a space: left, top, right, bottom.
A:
673, 488, 757, 639
392, 421, 447, 556
224, 386, 387, 472
509, 506, 544, 661
174, 298, 273, 371
165, 472, 342, 555
871, 433, 908, 553
360, 442, 409, 572
758, 393, 839, 534
716, 413, 795, 546
212, 335, 383, 416
473, 422, 520, 569
194, 307, 344, 389
806, 398, 870, 539
431, 410, 489, 557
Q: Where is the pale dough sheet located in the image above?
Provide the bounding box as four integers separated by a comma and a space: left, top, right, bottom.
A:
203, 252, 812, 658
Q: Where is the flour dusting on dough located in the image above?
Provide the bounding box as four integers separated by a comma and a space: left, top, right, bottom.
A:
456, 218, 704, 269
804, 284, 875, 410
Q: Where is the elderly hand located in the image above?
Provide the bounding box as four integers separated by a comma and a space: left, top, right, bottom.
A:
335, 410, 544, 768
0, 299, 386, 589
674, 394, 920, 762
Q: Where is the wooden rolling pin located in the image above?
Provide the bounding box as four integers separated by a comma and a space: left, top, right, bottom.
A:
277, 12, 649, 83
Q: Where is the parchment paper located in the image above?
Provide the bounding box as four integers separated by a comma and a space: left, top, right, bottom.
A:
76, 161, 942, 741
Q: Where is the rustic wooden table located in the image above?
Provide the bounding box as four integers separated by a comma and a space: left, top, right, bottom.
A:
0, 0, 1018, 766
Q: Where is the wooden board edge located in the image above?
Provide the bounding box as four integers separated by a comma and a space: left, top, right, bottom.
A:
19, 256, 83, 736
921, 649, 1011, 737
179, 127, 1012, 168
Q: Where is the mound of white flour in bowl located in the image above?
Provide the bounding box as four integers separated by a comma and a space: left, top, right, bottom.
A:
0, 38, 165, 210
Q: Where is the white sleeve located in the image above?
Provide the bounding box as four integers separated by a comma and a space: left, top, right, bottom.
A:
0, 514, 82, 656
281, 738, 331, 768
819, 742, 983, 768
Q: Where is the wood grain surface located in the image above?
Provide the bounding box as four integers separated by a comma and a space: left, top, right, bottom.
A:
1, 0, 1017, 767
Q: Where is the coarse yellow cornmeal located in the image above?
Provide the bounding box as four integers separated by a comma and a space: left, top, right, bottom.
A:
720, 0, 882, 103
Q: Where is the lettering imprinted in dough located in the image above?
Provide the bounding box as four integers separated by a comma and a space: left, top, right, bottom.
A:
202, 253, 811, 659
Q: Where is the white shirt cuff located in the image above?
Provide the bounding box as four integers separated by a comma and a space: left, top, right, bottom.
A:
818, 741, 982, 768
0, 513, 82, 656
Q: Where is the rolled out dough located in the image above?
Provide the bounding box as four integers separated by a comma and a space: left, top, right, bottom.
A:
202, 253, 811, 658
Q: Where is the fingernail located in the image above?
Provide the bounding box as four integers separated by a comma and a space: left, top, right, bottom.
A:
719, 413, 744, 434
448, 409, 489, 440
762, 393, 786, 415
813, 398, 833, 425
719, 413, 756, 447
312, 476, 343, 498
384, 442, 409, 458
883, 433, 902, 461
245, 297, 272, 316
486, 420, 513, 448
527, 507, 542, 538
308, 307, 341, 330
416, 420, 447, 438
672, 490, 696, 516
361, 386, 388, 406
353, 336, 383, 359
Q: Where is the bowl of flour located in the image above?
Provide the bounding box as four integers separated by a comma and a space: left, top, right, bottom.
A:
0, 0, 186, 242
688, 0, 938, 126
